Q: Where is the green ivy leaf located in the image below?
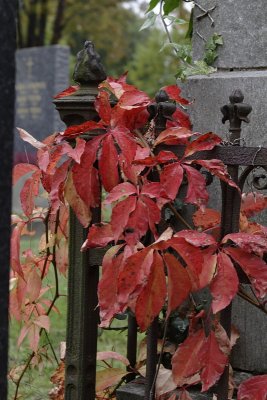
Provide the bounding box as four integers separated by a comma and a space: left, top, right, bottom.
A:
163, 0, 181, 15
204, 33, 224, 65
185, 9, 193, 39
146, 0, 161, 13
176, 61, 217, 81
163, 15, 186, 24
139, 11, 158, 31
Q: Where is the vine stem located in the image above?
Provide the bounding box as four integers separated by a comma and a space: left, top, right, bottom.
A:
238, 286, 267, 316
149, 317, 169, 400
14, 210, 61, 399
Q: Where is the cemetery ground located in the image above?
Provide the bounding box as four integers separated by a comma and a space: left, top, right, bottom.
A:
8, 237, 128, 399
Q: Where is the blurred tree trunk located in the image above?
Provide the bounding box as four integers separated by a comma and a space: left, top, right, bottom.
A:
37, 0, 49, 45
51, 0, 66, 45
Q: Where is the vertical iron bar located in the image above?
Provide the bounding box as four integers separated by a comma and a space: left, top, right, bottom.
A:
127, 315, 137, 370
65, 208, 100, 400
54, 42, 107, 400
0, 2, 16, 398
216, 91, 252, 400
145, 317, 158, 400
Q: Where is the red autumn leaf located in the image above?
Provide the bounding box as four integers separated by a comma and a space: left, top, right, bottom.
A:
97, 351, 129, 366
172, 328, 205, 387
55, 240, 68, 276
63, 120, 104, 138
222, 232, 267, 257
95, 90, 112, 125
199, 250, 217, 288
141, 182, 162, 199
199, 330, 228, 391
34, 314, 50, 331
193, 159, 240, 191
173, 230, 216, 247
105, 182, 137, 204
210, 252, 239, 314
166, 238, 204, 289
13, 163, 39, 186
167, 108, 191, 130
241, 192, 267, 217
162, 85, 189, 105
11, 221, 26, 277
183, 165, 209, 207
26, 269, 42, 303
184, 132, 222, 158
54, 85, 79, 98
99, 134, 120, 192
20, 169, 41, 217
237, 374, 267, 400
98, 245, 125, 327
133, 151, 178, 167
214, 322, 231, 357
96, 368, 129, 393
61, 138, 86, 164
124, 198, 149, 245
193, 208, 221, 230
135, 251, 166, 331
72, 137, 102, 208
164, 253, 191, 317
117, 248, 154, 309
154, 127, 195, 146
142, 196, 161, 238
160, 163, 184, 200
64, 172, 91, 228
224, 247, 267, 298
99, 74, 134, 99
18, 127, 46, 149
113, 127, 137, 160
118, 89, 150, 109
111, 196, 137, 242
82, 223, 114, 249
50, 159, 71, 214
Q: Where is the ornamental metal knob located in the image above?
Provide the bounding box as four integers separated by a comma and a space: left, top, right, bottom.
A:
147, 89, 176, 136
73, 40, 106, 85
221, 89, 252, 144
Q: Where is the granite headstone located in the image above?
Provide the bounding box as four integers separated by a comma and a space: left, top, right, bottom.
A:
181, 0, 267, 372
14, 45, 70, 164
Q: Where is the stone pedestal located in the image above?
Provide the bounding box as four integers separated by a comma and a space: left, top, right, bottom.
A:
181, 0, 267, 373
15, 45, 70, 164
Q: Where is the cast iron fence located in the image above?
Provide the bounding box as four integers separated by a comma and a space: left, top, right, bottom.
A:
53, 45, 267, 400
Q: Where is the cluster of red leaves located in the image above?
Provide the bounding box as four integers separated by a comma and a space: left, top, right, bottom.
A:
12, 75, 267, 399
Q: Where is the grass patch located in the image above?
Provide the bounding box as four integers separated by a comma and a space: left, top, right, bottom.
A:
8, 238, 136, 399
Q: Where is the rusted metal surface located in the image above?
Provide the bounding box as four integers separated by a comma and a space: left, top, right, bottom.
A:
54, 42, 106, 400
127, 315, 138, 372
216, 90, 252, 400
145, 318, 159, 400
0, 2, 16, 398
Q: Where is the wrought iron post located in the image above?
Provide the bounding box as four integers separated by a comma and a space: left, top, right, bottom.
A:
216, 90, 252, 400
0, 2, 17, 398
54, 41, 106, 400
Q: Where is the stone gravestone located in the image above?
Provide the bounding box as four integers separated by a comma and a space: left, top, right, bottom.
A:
14, 45, 70, 164
182, 0, 267, 372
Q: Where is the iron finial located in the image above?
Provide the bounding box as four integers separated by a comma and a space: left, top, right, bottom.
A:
73, 41, 106, 85
221, 89, 252, 144
147, 89, 176, 136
